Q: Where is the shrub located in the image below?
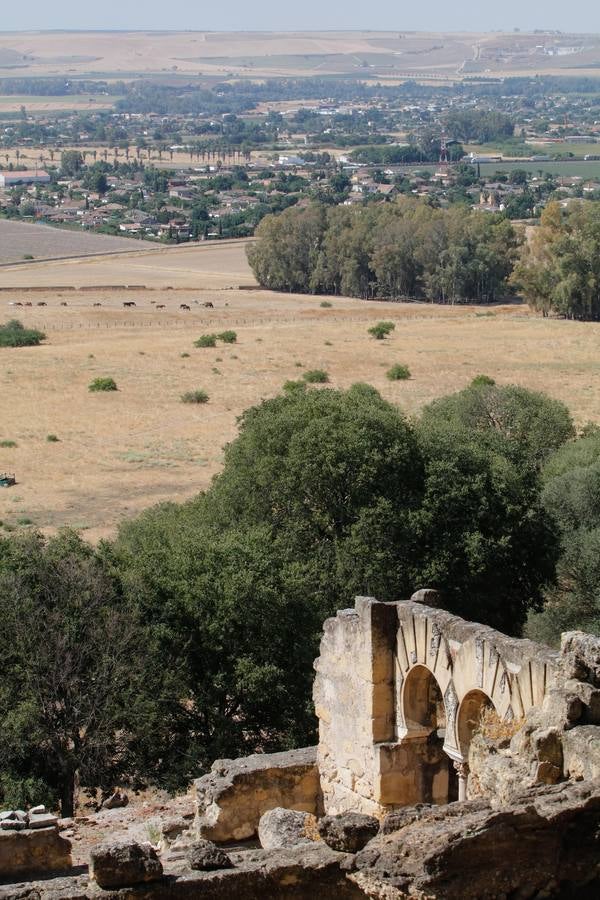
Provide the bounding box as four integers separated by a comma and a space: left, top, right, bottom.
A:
320, 301, 332, 308
0, 320, 46, 348
218, 330, 237, 344
181, 352, 190, 358
387, 364, 411, 381
368, 321, 396, 340
194, 334, 217, 348
0, 440, 17, 448
181, 389, 209, 404
46, 434, 60, 443
303, 369, 329, 384
22, 254, 34, 261
89, 377, 118, 392
471, 374, 496, 387
283, 379, 307, 394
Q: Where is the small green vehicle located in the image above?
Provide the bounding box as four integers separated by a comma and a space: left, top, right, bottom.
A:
0, 472, 16, 488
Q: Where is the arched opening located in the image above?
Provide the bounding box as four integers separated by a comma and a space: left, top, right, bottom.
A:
403, 665, 446, 736
457, 690, 494, 758
454, 690, 494, 800
391, 666, 458, 805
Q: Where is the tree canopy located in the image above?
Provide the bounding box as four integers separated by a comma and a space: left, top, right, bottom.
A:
513, 201, 600, 320
247, 199, 520, 302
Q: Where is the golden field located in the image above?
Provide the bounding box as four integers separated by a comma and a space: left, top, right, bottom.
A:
1, 238, 599, 540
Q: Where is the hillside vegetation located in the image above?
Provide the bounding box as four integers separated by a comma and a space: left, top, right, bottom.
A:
2, 378, 597, 817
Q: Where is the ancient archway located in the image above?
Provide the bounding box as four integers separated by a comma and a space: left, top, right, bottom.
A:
314, 594, 558, 817
457, 690, 494, 757
400, 665, 459, 803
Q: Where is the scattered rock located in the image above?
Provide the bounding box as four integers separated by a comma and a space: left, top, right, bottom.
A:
101, 790, 129, 810
187, 839, 234, 871
318, 813, 379, 852
89, 840, 163, 889
27, 813, 59, 830
258, 807, 317, 850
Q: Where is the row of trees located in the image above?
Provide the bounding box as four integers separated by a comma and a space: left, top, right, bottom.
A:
247, 200, 520, 302
1, 377, 589, 817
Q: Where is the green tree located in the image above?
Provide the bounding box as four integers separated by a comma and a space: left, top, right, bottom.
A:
421, 378, 574, 467
60, 150, 84, 177
0, 531, 150, 815
528, 429, 600, 643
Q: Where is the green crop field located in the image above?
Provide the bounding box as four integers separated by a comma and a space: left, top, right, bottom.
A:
478, 160, 600, 179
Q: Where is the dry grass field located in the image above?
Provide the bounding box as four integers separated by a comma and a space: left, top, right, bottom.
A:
1, 239, 599, 541
1, 30, 600, 80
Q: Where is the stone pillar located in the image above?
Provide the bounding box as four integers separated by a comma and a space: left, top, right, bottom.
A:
454, 761, 469, 801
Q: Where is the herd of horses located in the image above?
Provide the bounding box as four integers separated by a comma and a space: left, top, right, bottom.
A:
8, 300, 215, 310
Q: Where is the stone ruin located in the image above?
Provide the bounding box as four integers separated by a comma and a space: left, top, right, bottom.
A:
313, 592, 559, 814
1, 592, 600, 898
0, 806, 71, 881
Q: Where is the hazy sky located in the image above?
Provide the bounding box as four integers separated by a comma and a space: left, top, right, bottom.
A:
2, 1, 600, 34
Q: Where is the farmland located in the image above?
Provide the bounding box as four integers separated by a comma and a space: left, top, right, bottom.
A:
2, 30, 600, 79
0, 240, 599, 541
0, 218, 161, 264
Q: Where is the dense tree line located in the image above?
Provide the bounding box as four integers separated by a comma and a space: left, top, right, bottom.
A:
1, 377, 586, 815
247, 200, 520, 302
350, 142, 464, 165
0, 78, 119, 95
444, 109, 515, 144
513, 201, 600, 320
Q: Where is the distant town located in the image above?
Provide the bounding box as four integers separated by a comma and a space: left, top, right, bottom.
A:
2, 73, 600, 246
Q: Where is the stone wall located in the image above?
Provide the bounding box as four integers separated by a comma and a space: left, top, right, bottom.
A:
194, 747, 321, 842
0, 810, 71, 881
314, 594, 560, 817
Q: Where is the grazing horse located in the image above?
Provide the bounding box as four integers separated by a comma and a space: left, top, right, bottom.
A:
123, 301, 136, 308
156, 304, 166, 309
37, 301, 47, 307
60, 302, 68, 307
93, 302, 102, 307
179, 304, 191, 311
203, 301, 214, 308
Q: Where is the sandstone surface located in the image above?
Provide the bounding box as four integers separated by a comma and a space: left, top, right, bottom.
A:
194, 746, 320, 842
349, 780, 600, 899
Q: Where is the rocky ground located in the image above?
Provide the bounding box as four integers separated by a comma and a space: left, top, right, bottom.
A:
61, 789, 196, 867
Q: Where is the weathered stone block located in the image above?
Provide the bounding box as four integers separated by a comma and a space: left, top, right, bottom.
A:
194, 746, 321, 843
187, 839, 234, 871
0, 826, 71, 879
258, 807, 317, 850
89, 840, 163, 889
318, 813, 379, 852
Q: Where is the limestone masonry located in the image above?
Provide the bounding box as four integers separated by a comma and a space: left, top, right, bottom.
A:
314, 592, 560, 815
